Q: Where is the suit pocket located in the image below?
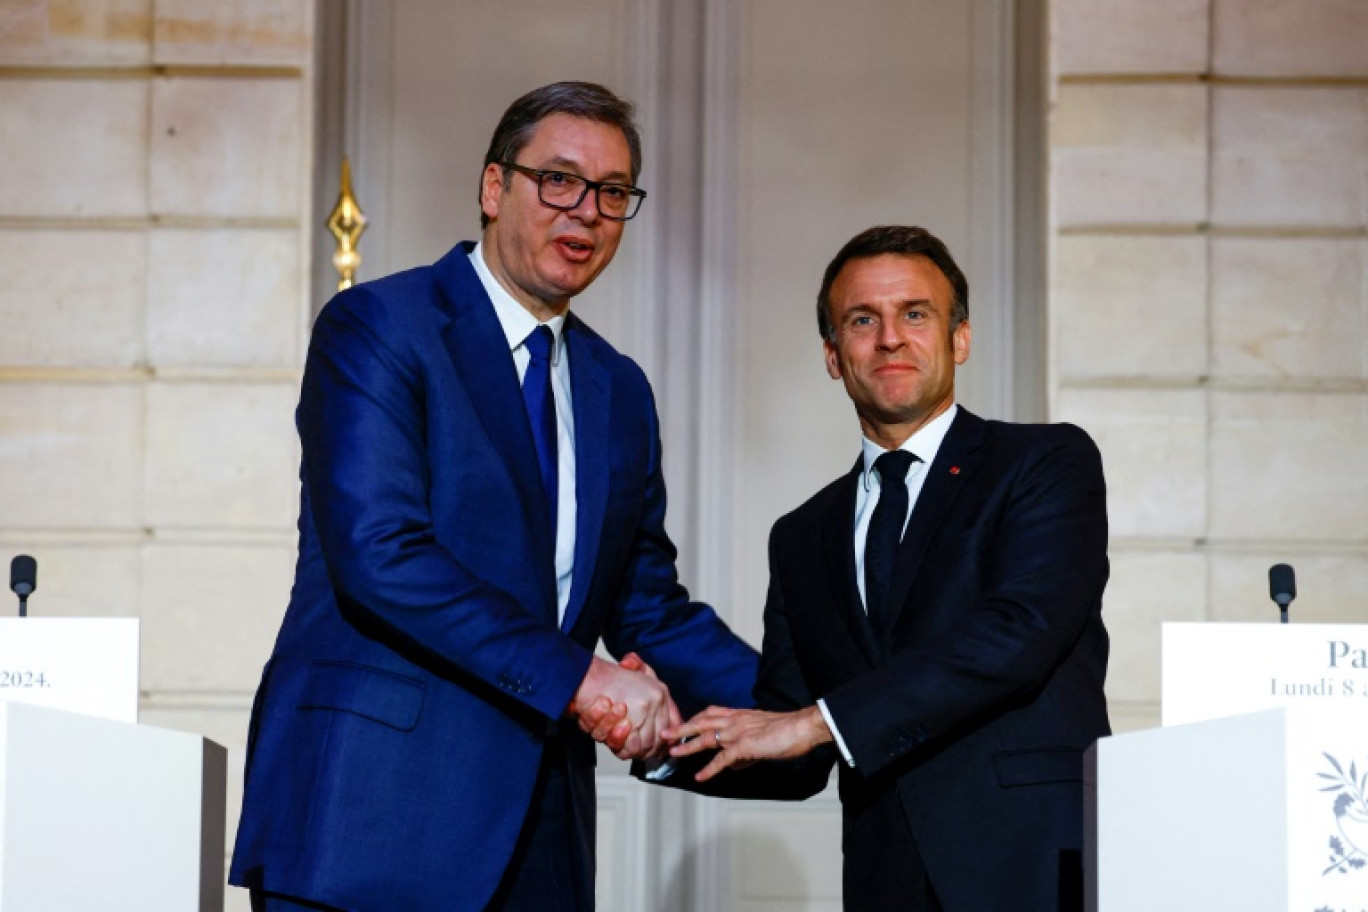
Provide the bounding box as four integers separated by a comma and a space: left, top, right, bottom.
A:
991, 747, 1083, 788
297, 660, 426, 732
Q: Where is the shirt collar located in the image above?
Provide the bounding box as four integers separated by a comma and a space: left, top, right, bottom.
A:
469, 241, 566, 363
860, 404, 958, 491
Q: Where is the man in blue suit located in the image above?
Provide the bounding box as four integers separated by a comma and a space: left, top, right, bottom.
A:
664, 226, 1110, 911
229, 81, 758, 912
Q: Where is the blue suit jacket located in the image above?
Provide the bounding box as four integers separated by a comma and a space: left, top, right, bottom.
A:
229, 243, 758, 911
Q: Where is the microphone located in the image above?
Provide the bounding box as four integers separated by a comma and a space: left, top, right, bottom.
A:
10, 555, 36, 618
1269, 563, 1295, 625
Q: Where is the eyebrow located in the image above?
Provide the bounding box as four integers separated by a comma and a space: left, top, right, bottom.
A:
539, 155, 633, 184
844, 298, 933, 315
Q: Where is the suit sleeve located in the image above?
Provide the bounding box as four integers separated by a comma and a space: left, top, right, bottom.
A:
600, 379, 759, 718
821, 425, 1109, 778
299, 289, 591, 722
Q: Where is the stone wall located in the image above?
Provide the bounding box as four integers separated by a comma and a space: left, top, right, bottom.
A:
1050, 0, 1368, 731
0, 3, 314, 900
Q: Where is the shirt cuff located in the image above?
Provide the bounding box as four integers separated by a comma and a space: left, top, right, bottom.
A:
817, 698, 856, 768
643, 758, 677, 782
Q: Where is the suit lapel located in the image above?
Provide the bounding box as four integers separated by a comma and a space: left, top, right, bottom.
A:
884, 408, 985, 632
818, 461, 882, 666
562, 315, 609, 634
433, 245, 558, 613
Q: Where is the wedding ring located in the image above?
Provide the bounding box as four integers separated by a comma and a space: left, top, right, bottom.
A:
713, 729, 723, 747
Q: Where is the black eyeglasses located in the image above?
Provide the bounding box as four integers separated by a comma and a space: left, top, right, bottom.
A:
498, 162, 647, 221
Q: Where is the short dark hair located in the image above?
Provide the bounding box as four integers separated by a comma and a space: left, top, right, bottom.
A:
479, 81, 643, 229
815, 225, 969, 342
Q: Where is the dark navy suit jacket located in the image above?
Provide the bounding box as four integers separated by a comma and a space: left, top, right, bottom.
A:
659, 409, 1110, 911
229, 243, 758, 912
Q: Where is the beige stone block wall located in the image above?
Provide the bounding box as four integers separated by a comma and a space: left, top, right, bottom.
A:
150, 76, 306, 218
1211, 86, 1368, 227
0, 0, 151, 65
146, 228, 302, 367
1103, 550, 1207, 703
0, 229, 145, 366
1209, 392, 1368, 541
144, 381, 299, 527
0, 79, 149, 216
1054, 235, 1208, 379
140, 541, 294, 691
0, 382, 143, 527
151, 0, 309, 67
1210, 238, 1364, 381
1212, 0, 1368, 78
1053, 0, 1210, 75
1052, 84, 1208, 225
1051, 0, 1368, 732
0, 2, 313, 897
1057, 389, 1208, 540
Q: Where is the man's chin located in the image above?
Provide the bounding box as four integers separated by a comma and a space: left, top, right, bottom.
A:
544, 264, 606, 300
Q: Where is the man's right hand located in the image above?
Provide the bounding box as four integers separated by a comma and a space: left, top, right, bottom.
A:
569, 654, 681, 760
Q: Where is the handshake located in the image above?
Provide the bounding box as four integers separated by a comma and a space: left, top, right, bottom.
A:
567, 652, 834, 779
566, 652, 682, 761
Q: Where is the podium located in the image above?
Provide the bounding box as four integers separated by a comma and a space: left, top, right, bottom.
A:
0, 618, 227, 912
1087, 623, 1368, 911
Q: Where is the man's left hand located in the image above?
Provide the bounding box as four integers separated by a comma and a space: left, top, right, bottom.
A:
663, 705, 833, 782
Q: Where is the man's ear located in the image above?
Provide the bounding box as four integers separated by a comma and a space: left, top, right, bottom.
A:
952, 320, 971, 366
480, 163, 504, 222
824, 339, 842, 380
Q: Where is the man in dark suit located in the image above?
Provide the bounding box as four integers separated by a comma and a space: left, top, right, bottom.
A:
665, 226, 1110, 911
228, 82, 758, 912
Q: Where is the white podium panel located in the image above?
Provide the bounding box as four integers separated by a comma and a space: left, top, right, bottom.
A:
0, 619, 139, 723
1089, 705, 1368, 912
0, 702, 226, 912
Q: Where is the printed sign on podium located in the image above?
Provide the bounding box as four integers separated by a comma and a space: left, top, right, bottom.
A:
1163, 621, 1368, 726
0, 618, 139, 723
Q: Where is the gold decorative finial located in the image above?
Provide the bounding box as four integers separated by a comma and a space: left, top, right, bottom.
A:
326, 156, 367, 291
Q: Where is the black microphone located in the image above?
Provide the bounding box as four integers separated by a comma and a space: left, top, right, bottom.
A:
1269, 563, 1295, 624
10, 555, 35, 618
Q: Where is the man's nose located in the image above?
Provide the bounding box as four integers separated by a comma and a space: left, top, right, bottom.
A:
876, 318, 904, 349
569, 186, 601, 223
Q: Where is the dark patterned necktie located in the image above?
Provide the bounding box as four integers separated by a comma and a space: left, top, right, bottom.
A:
522, 325, 558, 535
864, 449, 917, 636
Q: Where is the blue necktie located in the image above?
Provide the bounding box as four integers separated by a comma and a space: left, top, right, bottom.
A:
864, 450, 916, 637
522, 325, 558, 536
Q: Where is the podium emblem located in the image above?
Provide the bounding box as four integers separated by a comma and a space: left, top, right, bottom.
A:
1319, 752, 1368, 877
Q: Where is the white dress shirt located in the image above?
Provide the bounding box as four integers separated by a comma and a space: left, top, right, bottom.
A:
818, 404, 958, 766
470, 243, 577, 624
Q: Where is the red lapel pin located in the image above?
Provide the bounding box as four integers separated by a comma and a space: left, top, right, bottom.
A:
949, 466, 961, 475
